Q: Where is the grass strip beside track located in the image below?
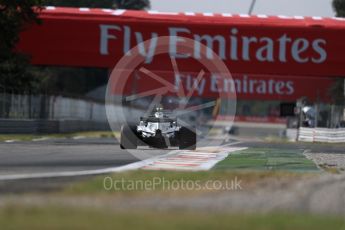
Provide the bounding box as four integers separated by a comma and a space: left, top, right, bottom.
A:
214, 148, 319, 172
65, 170, 313, 195
0, 206, 344, 230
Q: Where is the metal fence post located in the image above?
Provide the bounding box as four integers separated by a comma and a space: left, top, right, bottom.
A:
0, 85, 5, 118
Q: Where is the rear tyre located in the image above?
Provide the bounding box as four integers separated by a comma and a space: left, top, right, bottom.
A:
120, 125, 138, 149
179, 126, 196, 150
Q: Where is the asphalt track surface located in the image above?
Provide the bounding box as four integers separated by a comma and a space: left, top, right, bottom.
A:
0, 137, 172, 193
0, 138, 138, 175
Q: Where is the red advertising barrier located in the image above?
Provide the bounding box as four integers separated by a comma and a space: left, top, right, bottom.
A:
117, 70, 333, 101
17, 7, 345, 77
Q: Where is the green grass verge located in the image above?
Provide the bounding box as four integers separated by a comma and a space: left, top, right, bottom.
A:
214, 148, 319, 172
0, 206, 344, 230
0, 131, 117, 142
65, 170, 311, 195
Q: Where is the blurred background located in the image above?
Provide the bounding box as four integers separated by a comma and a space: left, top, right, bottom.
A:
1, 0, 345, 142
1, 1, 345, 229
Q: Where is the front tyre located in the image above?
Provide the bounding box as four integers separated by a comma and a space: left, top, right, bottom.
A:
120, 125, 138, 149
179, 126, 196, 150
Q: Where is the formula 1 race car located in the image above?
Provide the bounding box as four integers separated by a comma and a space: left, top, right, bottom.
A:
120, 107, 196, 150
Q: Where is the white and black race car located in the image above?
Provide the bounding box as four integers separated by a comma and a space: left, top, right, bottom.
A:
120, 107, 196, 150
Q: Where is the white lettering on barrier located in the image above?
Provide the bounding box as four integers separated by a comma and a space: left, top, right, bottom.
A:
99, 25, 327, 64
175, 73, 295, 96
